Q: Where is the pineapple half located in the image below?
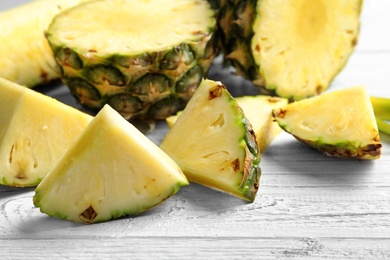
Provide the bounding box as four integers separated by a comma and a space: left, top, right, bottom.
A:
272, 86, 382, 160
216, 0, 362, 100
0, 0, 91, 88
34, 105, 189, 224
160, 79, 261, 202
46, 0, 217, 121
0, 77, 92, 187
166, 95, 288, 153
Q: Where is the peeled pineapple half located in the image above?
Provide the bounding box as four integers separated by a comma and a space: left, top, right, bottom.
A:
217, 0, 362, 100
166, 95, 288, 153
0, 77, 92, 187
160, 79, 261, 202
46, 0, 217, 121
272, 86, 382, 160
34, 105, 188, 224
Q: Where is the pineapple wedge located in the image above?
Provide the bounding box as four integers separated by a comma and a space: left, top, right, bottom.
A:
226, 96, 287, 153
45, 0, 217, 121
166, 95, 288, 153
216, 0, 362, 100
273, 86, 382, 159
0, 0, 91, 88
0, 77, 92, 187
160, 79, 261, 202
34, 105, 189, 224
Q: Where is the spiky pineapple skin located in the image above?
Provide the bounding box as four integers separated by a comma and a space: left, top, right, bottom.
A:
0, 0, 91, 88
46, 0, 218, 121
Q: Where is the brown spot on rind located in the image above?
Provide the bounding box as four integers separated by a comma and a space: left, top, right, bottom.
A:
274, 108, 287, 118
80, 206, 97, 223
9, 144, 15, 164
231, 158, 240, 172
15, 172, 27, 180
241, 147, 253, 186
208, 83, 224, 100
351, 37, 358, 47
40, 70, 49, 83
316, 85, 324, 95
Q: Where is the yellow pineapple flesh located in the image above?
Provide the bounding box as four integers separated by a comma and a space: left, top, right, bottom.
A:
0, 0, 91, 88
0, 77, 92, 187
34, 105, 188, 223
166, 95, 288, 153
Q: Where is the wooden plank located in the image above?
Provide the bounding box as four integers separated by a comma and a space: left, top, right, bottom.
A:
0, 0, 390, 259
0, 237, 389, 259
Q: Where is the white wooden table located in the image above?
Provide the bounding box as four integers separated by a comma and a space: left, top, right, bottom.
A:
1, 0, 390, 259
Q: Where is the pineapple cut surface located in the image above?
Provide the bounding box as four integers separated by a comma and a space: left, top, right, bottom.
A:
273, 86, 382, 159
166, 95, 288, 153
217, 0, 362, 100
0, 0, 91, 88
160, 79, 261, 202
34, 105, 188, 224
234, 96, 288, 153
46, 0, 217, 121
0, 77, 92, 187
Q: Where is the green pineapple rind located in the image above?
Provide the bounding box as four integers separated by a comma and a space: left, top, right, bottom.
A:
287, 131, 381, 160
46, 0, 218, 121
160, 79, 261, 202
273, 86, 382, 160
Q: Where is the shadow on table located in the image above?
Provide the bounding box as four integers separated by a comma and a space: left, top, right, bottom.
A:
0, 186, 34, 200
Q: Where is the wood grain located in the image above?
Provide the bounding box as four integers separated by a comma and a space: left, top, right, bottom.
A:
1, 0, 390, 259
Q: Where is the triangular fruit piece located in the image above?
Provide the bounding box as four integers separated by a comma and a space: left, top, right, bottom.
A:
0, 77, 93, 187
234, 96, 287, 153
34, 105, 188, 224
166, 95, 288, 154
272, 86, 382, 159
160, 79, 261, 202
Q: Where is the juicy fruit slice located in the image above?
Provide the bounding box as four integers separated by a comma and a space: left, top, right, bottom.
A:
46, 0, 217, 121
0, 77, 92, 187
233, 96, 287, 153
217, 0, 362, 100
166, 95, 288, 153
34, 105, 188, 224
0, 0, 91, 88
273, 86, 382, 159
160, 79, 261, 202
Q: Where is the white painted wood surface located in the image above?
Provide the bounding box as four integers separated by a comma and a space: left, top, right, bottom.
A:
1, 0, 390, 259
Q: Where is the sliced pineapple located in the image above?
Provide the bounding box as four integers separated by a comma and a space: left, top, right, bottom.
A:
217, 0, 362, 100
34, 105, 188, 224
45, 0, 217, 121
272, 86, 382, 159
0, 0, 91, 88
166, 95, 288, 153
0, 77, 92, 187
160, 79, 261, 202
